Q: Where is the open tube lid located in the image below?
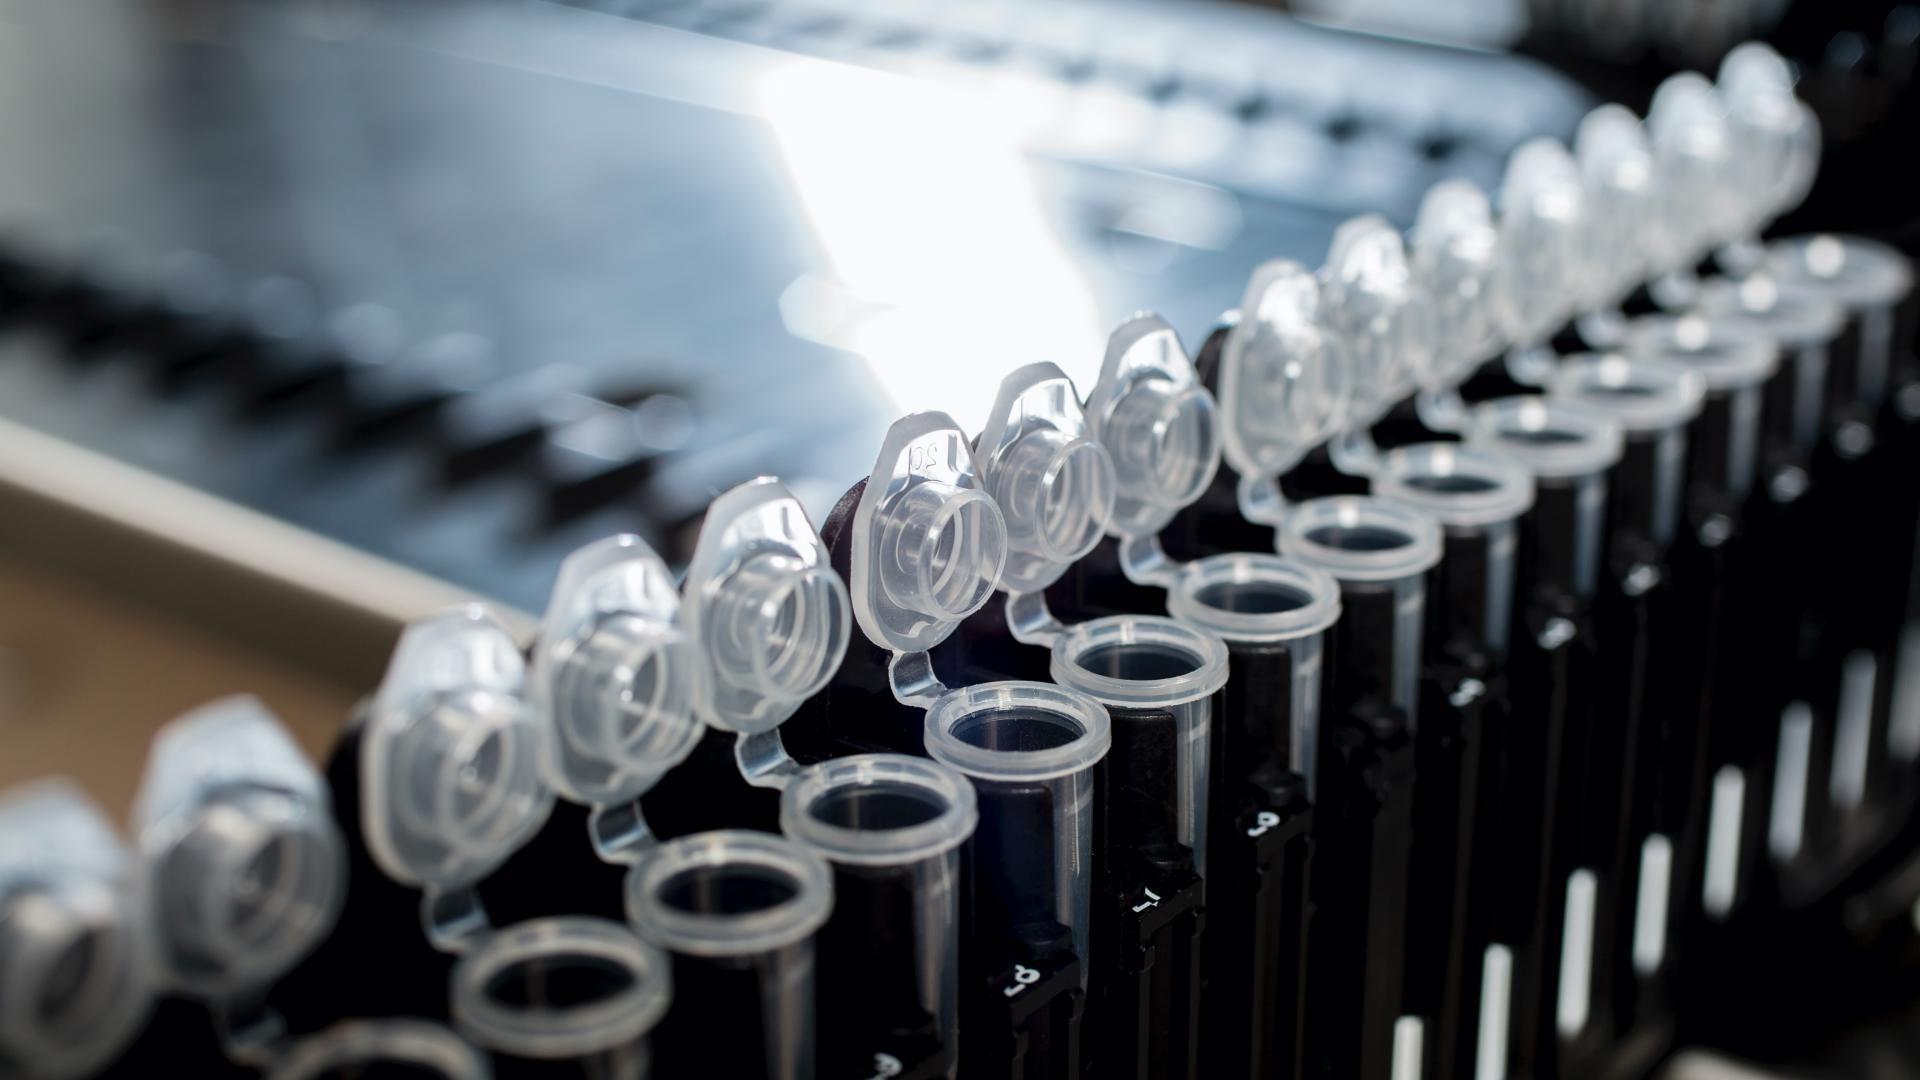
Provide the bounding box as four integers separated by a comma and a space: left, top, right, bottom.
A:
1318, 215, 1433, 430
1081, 315, 1222, 539
363, 606, 553, 892
1409, 179, 1505, 392
682, 478, 850, 737
530, 535, 707, 806
1217, 260, 1350, 502
975, 363, 1116, 593
0, 781, 156, 1080
849, 413, 1009, 655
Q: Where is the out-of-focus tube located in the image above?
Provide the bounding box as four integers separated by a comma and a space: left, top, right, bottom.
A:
626, 831, 832, 1080
780, 755, 976, 1080
1374, 445, 1537, 660
451, 916, 670, 1080
923, 683, 1110, 979
1163, 554, 1339, 1079
269, 1020, 488, 1080
0, 781, 156, 1080
1277, 496, 1444, 730
1050, 615, 1230, 875
1464, 397, 1625, 600
1767, 235, 1915, 417
1693, 277, 1845, 456
1166, 554, 1343, 801
1546, 355, 1706, 551
1623, 316, 1779, 504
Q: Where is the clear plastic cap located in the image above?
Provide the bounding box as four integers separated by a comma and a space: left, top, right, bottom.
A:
451, 916, 670, 1061
1082, 315, 1223, 537
1493, 138, 1590, 347
1717, 42, 1821, 224
269, 1020, 488, 1080
133, 697, 347, 997
683, 478, 850, 737
1647, 73, 1739, 263
1373, 444, 1537, 529
1318, 216, 1435, 429
1546, 354, 1708, 433
363, 607, 554, 891
1622, 315, 1779, 392
625, 830, 834, 958
1574, 105, 1659, 311
779, 754, 979, 868
1766, 235, 1915, 312
1410, 180, 1505, 389
1217, 260, 1351, 482
976, 363, 1117, 593
849, 413, 1010, 654
1277, 496, 1445, 584
530, 535, 708, 806
0, 782, 155, 1080
1692, 275, 1846, 347
1462, 396, 1625, 480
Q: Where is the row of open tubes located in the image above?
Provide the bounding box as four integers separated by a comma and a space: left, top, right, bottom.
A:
2, 37, 1914, 1080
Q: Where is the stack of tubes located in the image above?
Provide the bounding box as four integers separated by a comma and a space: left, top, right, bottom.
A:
4, 40, 1919, 1080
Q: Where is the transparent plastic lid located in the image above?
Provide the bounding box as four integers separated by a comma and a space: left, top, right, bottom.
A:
1547, 354, 1708, 433
450, 916, 670, 1060
363, 607, 554, 891
1493, 138, 1589, 347
1278, 496, 1445, 584
1049, 615, 1230, 709
625, 830, 834, 958
779, 754, 979, 867
1409, 180, 1504, 390
269, 1020, 488, 1080
0, 781, 154, 1080
1622, 315, 1779, 392
1462, 397, 1625, 480
1373, 444, 1537, 529
1717, 42, 1820, 223
849, 413, 1009, 654
530, 535, 707, 806
1766, 235, 1915, 311
1164, 553, 1343, 645
1692, 275, 1845, 347
683, 478, 850, 737
923, 682, 1113, 784
1574, 105, 1658, 311
1082, 315, 1223, 536
976, 363, 1117, 593
1217, 260, 1351, 482
1647, 73, 1739, 261
133, 697, 347, 997
1318, 215, 1433, 429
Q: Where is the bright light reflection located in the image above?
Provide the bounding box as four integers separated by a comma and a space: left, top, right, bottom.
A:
758, 61, 1105, 425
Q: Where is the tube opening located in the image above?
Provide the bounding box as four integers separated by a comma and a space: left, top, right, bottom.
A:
1074, 642, 1201, 681
484, 952, 637, 1010
951, 708, 1086, 753
657, 864, 801, 918
1402, 472, 1500, 494
1303, 522, 1414, 553
451, 917, 670, 1059
780, 755, 978, 867
625, 832, 834, 958
1278, 496, 1444, 583
1194, 579, 1312, 614
923, 683, 1113, 783
807, 784, 947, 830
